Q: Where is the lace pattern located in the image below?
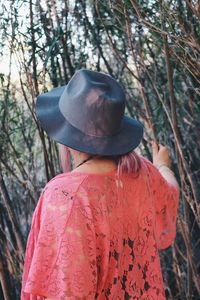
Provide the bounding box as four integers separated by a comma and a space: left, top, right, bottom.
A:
21, 156, 179, 300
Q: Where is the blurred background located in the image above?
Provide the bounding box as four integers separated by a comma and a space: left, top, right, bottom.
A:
0, 0, 199, 299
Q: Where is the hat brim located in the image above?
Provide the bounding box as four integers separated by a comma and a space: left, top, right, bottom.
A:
35, 86, 144, 156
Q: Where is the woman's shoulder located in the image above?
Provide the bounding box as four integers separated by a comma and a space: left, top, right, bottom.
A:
43, 157, 158, 193
43, 171, 89, 195
139, 155, 153, 167
139, 155, 159, 174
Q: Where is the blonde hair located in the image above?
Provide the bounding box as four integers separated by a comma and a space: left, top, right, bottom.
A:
58, 144, 72, 173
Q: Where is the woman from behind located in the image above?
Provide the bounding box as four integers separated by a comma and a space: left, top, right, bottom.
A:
21, 69, 180, 300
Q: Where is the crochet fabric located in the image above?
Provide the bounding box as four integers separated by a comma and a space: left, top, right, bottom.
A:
21, 156, 180, 300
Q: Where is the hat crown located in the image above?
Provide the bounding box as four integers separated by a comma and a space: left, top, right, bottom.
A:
59, 69, 126, 137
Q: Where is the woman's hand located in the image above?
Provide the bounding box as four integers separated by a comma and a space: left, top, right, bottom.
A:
151, 141, 171, 169
151, 140, 180, 190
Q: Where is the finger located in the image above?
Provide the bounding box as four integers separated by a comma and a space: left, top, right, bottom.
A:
151, 140, 158, 148
151, 140, 159, 154
158, 144, 170, 154
158, 143, 166, 150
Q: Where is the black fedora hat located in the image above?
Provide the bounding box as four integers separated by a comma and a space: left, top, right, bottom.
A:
35, 69, 143, 156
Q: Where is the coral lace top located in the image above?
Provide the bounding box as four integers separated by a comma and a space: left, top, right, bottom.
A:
21, 156, 180, 300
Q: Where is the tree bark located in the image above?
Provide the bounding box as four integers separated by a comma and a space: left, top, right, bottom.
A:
0, 251, 12, 300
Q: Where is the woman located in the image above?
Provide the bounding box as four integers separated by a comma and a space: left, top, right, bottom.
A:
21, 69, 180, 300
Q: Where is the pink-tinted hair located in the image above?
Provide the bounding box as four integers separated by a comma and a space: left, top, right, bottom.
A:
116, 150, 141, 177
58, 144, 142, 176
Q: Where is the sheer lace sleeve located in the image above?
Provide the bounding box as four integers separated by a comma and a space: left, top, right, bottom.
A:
150, 164, 180, 250
21, 189, 45, 300
21, 176, 97, 300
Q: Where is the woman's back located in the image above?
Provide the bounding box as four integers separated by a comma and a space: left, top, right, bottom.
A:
21, 156, 179, 300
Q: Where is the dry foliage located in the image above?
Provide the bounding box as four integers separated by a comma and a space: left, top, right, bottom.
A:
0, 0, 199, 299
